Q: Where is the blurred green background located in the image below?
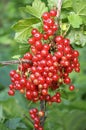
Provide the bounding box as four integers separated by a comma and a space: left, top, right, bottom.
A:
0, 0, 86, 130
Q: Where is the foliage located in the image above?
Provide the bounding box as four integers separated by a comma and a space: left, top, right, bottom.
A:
0, 0, 86, 130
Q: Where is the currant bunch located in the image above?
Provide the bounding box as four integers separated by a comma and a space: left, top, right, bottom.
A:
29, 108, 44, 130
8, 9, 80, 130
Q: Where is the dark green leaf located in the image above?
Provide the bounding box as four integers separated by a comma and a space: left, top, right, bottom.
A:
0, 105, 5, 123
0, 89, 10, 101
65, 110, 86, 130
5, 118, 21, 129
0, 123, 10, 130
69, 100, 86, 111
12, 18, 40, 32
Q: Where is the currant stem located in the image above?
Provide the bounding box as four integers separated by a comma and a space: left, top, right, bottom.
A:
0, 59, 32, 66
57, 0, 63, 17
40, 100, 46, 127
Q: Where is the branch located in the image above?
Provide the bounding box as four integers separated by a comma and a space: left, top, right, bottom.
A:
57, 0, 63, 17
0, 59, 32, 66
40, 100, 46, 127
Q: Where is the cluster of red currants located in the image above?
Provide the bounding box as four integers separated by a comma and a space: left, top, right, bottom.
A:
29, 108, 44, 130
8, 9, 80, 130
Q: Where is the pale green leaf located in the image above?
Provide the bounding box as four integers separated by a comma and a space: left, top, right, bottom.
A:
25, 0, 48, 19
12, 55, 20, 59
67, 30, 86, 47
68, 13, 82, 28
62, 0, 72, 8
47, 0, 57, 9
72, 0, 86, 16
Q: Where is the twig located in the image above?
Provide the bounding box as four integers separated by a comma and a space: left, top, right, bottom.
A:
40, 100, 46, 127
57, 0, 63, 17
0, 59, 32, 66
63, 24, 71, 37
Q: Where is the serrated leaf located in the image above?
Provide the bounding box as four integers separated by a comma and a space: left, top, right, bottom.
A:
12, 18, 40, 32
47, 0, 57, 9
5, 118, 21, 129
67, 30, 86, 47
18, 122, 27, 129
25, 0, 48, 19
68, 13, 82, 28
62, 0, 72, 8
72, 0, 86, 16
12, 18, 41, 43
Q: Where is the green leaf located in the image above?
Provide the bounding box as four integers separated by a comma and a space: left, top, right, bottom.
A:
60, 90, 68, 99
25, 0, 48, 19
12, 18, 41, 43
69, 100, 86, 111
47, 0, 57, 9
0, 123, 10, 130
12, 55, 21, 59
12, 18, 40, 32
0, 105, 5, 123
72, 0, 86, 16
0, 89, 10, 101
65, 110, 86, 130
68, 13, 82, 28
5, 118, 27, 129
62, 0, 72, 8
67, 30, 86, 47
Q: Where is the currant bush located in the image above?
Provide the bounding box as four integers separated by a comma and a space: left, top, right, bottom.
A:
8, 9, 80, 130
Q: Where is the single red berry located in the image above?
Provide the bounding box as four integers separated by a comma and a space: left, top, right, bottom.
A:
57, 98, 61, 103
9, 70, 16, 77
69, 85, 75, 91
34, 32, 42, 41
50, 9, 57, 17
35, 41, 43, 51
31, 28, 38, 35
73, 50, 79, 57
55, 36, 63, 44
42, 89, 48, 95
28, 37, 35, 45
38, 126, 44, 130
64, 77, 71, 84
42, 12, 50, 20
8, 89, 15, 96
